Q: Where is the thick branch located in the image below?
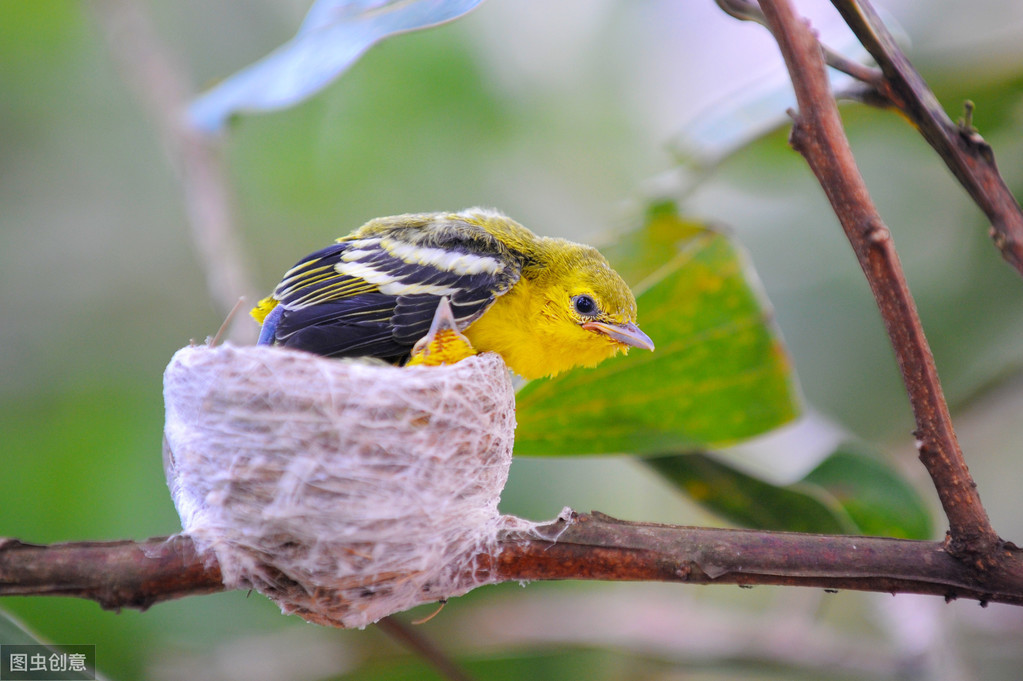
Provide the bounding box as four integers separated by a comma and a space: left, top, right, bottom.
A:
4, 514, 1023, 614
0, 535, 222, 610
754, 0, 998, 556
495, 513, 1023, 603
830, 0, 1023, 277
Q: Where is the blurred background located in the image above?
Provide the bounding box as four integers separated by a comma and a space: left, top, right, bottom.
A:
3, 0, 1023, 679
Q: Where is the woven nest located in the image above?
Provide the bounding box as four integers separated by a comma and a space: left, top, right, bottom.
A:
163, 343, 532, 628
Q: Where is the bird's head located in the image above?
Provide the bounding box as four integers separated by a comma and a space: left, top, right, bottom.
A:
527, 240, 654, 376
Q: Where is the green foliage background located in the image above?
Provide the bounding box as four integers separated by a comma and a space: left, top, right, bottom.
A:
2, 1, 1023, 680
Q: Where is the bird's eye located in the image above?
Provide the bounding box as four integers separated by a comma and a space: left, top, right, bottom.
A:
572, 294, 598, 316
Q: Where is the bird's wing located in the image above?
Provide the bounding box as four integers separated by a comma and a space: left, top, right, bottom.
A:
269, 218, 522, 358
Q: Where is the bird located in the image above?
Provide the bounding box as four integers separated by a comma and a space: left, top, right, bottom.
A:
251, 208, 654, 379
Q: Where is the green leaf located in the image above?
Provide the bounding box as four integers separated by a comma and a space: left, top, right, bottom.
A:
645, 453, 852, 534
803, 445, 933, 539
344, 645, 659, 681
514, 204, 800, 456
645, 445, 933, 538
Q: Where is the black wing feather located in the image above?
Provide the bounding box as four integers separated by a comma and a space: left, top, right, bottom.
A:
266, 217, 523, 360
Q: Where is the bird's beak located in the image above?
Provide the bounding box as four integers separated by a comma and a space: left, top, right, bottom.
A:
581, 320, 655, 351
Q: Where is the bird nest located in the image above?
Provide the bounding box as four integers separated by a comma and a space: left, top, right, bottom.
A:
162, 343, 534, 628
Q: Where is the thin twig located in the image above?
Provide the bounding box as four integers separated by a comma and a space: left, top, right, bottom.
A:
829, 0, 1023, 276
751, 0, 999, 556
720, 0, 1023, 275
715, 0, 883, 85
376, 616, 478, 681
89, 0, 259, 339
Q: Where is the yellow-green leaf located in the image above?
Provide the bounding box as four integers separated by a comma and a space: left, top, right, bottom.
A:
514, 204, 800, 456
645, 445, 933, 539
645, 453, 851, 534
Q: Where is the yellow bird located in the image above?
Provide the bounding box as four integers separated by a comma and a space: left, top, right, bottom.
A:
252, 208, 654, 379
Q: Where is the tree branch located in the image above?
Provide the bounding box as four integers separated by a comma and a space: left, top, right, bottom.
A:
4, 514, 1023, 615
715, 0, 883, 85
495, 513, 1023, 603
0, 535, 222, 610
752, 0, 999, 557
829, 0, 1023, 278
375, 616, 478, 681
719, 0, 1023, 275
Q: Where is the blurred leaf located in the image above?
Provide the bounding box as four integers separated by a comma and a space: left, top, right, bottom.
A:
345, 646, 657, 681
803, 445, 933, 539
188, 0, 486, 132
514, 204, 800, 455
645, 453, 851, 534
645, 445, 932, 538
0, 609, 48, 645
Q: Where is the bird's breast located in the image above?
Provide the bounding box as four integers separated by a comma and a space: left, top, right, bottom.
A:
463, 280, 624, 380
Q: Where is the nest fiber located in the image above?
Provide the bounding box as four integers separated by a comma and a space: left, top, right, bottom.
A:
163, 343, 526, 628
